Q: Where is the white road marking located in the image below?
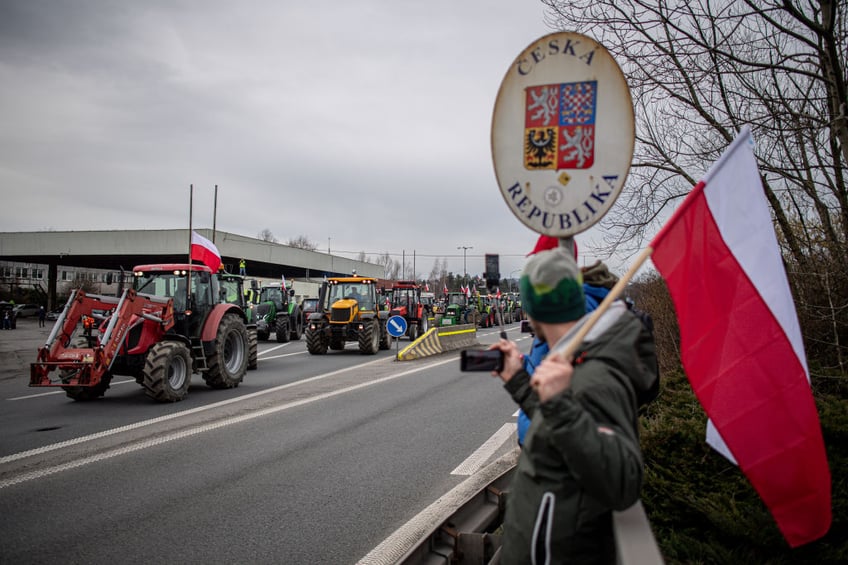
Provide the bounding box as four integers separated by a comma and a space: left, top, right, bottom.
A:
8, 378, 138, 401
450, 423, 516, 476
0, 356, 456, 488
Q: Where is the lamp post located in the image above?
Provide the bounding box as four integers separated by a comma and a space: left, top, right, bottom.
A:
509, 269, 521, 292
457, 245, 473, 286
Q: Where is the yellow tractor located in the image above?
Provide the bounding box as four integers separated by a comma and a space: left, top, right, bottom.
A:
304, 276, 390, 354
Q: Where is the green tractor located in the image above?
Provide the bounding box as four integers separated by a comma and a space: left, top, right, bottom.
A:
437, 292, 480, 327
254, 282, 304, 342
215, 272, 258, 370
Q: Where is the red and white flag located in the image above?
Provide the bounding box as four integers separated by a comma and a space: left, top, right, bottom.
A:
190, 231, 222, 272
496, 287, 502, 299
649, 126, 831, 547
443, 282, 449, 295
281, 274, 287, 289
424, 282, 430, 292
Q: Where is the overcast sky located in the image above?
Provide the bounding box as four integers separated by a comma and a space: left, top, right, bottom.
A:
0, 0, 621, 280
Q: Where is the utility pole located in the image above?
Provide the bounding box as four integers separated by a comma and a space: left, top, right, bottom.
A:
457, 245, 473, 286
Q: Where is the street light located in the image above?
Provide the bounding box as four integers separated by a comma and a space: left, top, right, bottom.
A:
457, 246, 473, 286
509, 269, 521, 292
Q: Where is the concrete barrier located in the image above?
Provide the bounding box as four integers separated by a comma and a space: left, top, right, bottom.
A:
395, 323, 479, 361
436, 324, 478, 351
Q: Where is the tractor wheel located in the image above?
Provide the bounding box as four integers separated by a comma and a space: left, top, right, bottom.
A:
61, 336, 113, 401
379, 322, 390, 350
203, 313, 248, 389
306, 326, 327, 354
408, 323, 418, 342
289, 306, 303, 341
275, 317, 291, 343
358, 320, 380, 355
142, 341, 192, 402
247, 327, 258, 370
420, 315, 430, 335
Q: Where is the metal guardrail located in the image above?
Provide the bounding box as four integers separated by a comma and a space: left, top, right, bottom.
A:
358, 449, 664, 565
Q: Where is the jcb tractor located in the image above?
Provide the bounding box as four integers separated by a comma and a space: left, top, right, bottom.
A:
30, 263, 253, 402
253, 282, 304, 342
305, 276, 390, 354
388, 280, 432, 341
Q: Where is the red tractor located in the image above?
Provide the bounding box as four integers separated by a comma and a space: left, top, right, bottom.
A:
30, 263, 253, 402
388, 280, 432, 341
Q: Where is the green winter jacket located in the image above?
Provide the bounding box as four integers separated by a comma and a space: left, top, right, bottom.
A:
501, 301, 658, 565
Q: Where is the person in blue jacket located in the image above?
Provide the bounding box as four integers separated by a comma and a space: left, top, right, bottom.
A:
517, 247, 620, 447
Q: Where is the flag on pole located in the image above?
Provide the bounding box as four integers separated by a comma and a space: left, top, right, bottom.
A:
649, 126, 831, 547
424, 282, 430, 292
190, 231, 222, 272
281, 273, 287, 289
496, 287, 502, 299
443, 282, 449, 295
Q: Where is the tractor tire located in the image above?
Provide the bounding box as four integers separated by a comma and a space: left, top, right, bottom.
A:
247, 327, 258, 370
61, 336, 113, 401
379, 324, 391, 350
203, 313, 248, 389
306, 326, 327, 354
275, 317, 291, 343
358, 320, 380, 355
420, 316, 430, 335
408, 323, 418, 342
289, 306, 303, 341
142, 341, 192, 402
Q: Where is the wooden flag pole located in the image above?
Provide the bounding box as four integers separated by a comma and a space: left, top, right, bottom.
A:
552, 246, 655, 359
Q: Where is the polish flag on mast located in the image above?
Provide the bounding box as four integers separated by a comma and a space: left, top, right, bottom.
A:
190, 231, 222, 272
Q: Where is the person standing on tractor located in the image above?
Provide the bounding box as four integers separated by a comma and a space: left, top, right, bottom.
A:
239, 258, 246, 276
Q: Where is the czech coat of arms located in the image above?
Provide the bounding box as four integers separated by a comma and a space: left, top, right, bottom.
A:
524, 81, 597, 170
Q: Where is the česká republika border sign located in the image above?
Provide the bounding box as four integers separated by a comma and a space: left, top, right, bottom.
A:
491, 31, 634, 237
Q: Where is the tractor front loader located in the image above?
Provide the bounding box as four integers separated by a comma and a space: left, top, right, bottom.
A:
31, 288, 174, 401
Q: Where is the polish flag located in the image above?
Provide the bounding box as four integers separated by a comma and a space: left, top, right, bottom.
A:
649, 126, 830, 547
190, 231, 222, 272
443, 283, 448, 295
424, 282, 430, 292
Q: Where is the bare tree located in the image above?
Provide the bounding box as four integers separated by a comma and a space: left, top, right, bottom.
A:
257, 229, 278, 243
541, 0, 847, 267
541, 0, 847, 370
286, 235, 318, 250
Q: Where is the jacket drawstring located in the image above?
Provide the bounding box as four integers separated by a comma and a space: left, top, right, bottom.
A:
531, 491, 555, 565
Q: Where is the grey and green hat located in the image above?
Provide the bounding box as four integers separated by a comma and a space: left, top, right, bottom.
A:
520, 245, 585, 323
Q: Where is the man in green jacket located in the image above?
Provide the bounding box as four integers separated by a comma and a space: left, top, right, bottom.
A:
489, 243, 658, 565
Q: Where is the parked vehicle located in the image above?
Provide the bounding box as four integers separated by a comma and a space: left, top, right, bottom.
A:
13, 304, 41, 318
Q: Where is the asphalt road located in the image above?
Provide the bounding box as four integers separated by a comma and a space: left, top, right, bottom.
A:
0, 317, 529, 564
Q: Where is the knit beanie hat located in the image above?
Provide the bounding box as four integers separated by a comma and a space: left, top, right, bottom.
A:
520, 245, 586, 323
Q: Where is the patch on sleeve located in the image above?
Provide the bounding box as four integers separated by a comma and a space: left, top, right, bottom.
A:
597, 426, 616, 436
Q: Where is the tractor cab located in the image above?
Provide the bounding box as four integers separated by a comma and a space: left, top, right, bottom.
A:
133, 264, 217, 337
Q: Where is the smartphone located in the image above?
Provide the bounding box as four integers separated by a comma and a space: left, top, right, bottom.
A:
460, 348, 504, 372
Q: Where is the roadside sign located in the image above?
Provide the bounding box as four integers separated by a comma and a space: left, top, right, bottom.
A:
386, 315, 407, 338
491, 31, 634, 237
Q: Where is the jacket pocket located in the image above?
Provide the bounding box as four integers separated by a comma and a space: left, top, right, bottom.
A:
531, 491, 555, 565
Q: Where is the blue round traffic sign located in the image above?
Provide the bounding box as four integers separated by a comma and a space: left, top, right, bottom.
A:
386, 315, 408, 338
